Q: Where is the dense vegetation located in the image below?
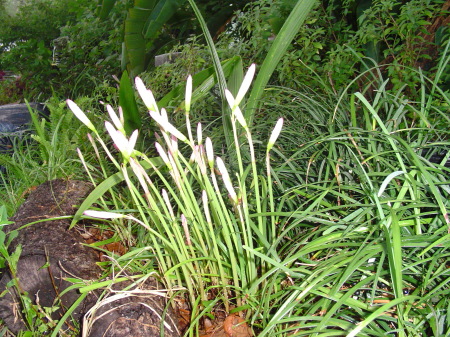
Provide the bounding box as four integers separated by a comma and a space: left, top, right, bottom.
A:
0, 0, 449, 335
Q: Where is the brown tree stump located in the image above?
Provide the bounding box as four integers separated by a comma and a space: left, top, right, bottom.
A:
0, 179, 180, 336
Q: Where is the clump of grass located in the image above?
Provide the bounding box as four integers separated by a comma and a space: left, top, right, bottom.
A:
70, 65, 287, 320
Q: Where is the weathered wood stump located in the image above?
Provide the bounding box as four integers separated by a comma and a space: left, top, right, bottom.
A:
0, 179, 180, 336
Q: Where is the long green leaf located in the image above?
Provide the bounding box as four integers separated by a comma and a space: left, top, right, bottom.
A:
119, 70, 142, 134
245, 0, 317, 126
186, 0, 231, 147
347, 295, 419, 337
71, 157, 162, 227
143, 0, 185, 39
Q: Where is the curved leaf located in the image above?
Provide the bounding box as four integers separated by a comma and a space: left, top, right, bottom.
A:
245, 0, 318, 126
143, 0, 185, 39
119, 70, 142, 134
70, 157, 162, 227
96, 0, 117, 20
123, 0, 157, 77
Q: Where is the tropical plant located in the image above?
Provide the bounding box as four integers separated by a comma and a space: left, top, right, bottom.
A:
96, 0, 251, 77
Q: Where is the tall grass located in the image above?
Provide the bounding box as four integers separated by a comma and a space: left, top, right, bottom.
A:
0, 99, 90, 214
254, 55, 450, 335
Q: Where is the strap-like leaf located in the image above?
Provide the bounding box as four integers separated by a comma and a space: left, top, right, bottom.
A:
96, 0, 117, 20
245, 0, 318, 126
143, 0, 185, 39
119, 70, 142, 134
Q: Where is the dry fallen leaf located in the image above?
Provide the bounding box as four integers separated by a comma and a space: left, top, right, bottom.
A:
223, 314, 253, 337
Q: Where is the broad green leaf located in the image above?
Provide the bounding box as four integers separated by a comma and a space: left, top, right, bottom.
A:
123, 0, 157, 77
245, 0, 317, 126
119, 70, 142, 134
143, 0, 185, 39
227, 56, 243, 98
96, 0, 117, 20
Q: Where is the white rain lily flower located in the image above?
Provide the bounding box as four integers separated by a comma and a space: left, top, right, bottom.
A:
202, 190, 212, 224
160, 108, 169, 124
118, 106, 124, 125
216, 157, 238, 204
224, 89, 235, 109
135, 77, 158, 113
233, 106, 247, 129
194, 145, 207, 175
126, 130, 138, 155
155, 142, 172, 169
197, 123, 202, 144
107, 104, 125, 132
129, 158, 150, 199
149, 111, 188, 143
225, 90, 247, 128
185, 75, 192, 112
181, 214, 191, 246
170, 135, 179, 157
84, 210, 125, 219
105, 121, 138, 160
205, 137, 214, 168
188, 147, 196, 164
85, 211, 150, 230
267, 118, 284, 152
235, 63, 256, 106
66, 99, 95, 131
162, 189, 175, 219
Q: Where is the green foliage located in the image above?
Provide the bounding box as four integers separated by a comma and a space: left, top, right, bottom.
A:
101, 0, 251, 77
119, 70, 142, 135
0, 95, 111, 214
0, 0, 91, 99
67, 56, 450, 335
355, 0, 443, 92
0, 0, 122, 100
1, 0, 450, 335
212, 0, 447, 95
0, 0, 78, 49
0, 76, 25, 105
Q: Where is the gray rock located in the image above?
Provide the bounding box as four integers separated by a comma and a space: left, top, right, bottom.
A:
0, 102, 48, 153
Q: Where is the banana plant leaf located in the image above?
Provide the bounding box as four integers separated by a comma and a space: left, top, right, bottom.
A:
143, 0, 185, 39
123, 0, 185, 77
123, 0, 158, 77
96, 0, 117, 20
